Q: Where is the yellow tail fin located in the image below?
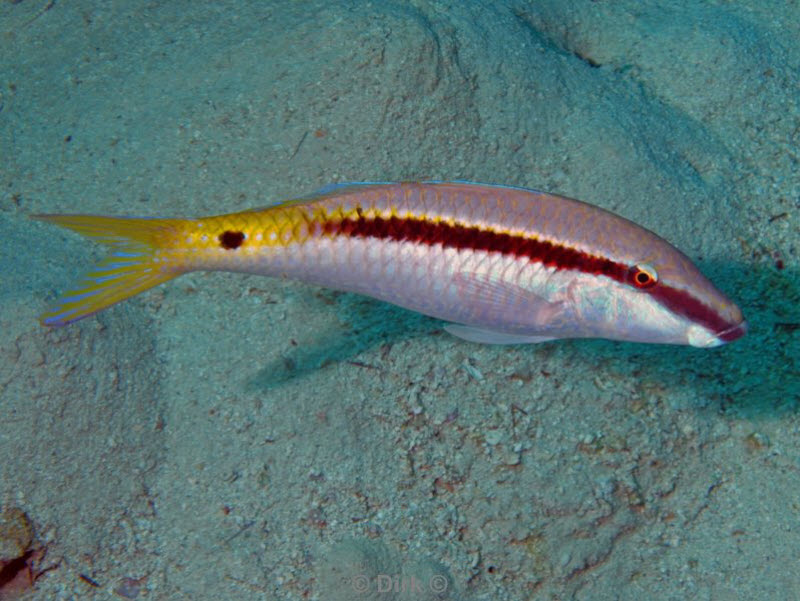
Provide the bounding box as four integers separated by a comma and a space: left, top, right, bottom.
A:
32, 214, 185, 326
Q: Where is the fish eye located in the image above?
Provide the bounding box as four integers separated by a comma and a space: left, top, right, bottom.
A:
628, 263, 658, 289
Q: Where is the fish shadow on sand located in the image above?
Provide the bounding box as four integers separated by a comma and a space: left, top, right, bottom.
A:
247, 293, 441, 390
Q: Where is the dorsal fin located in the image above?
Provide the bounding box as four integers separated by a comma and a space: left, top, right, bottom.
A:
239, 182, 397, 213
310, 181, 395, 196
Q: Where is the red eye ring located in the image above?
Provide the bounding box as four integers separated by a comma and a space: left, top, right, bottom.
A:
629, 264, 658, 289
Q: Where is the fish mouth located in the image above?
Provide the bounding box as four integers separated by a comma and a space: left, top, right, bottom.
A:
715, 320, 748, 344
688, 320, 748, 348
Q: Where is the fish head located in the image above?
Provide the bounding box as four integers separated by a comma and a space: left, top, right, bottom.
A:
637, 249, 746, 347
580, 242, 747, 348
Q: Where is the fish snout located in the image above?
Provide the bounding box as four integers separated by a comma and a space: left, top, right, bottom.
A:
687, 316, 747, 348
715, 319, 748, 344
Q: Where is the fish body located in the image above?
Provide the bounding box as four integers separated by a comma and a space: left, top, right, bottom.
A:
34, 181, 746, 347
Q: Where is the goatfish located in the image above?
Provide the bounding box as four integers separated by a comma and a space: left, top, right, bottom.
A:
33, 181, 746, 347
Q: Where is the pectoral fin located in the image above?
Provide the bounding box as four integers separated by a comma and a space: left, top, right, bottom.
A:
442, 272, 567, 344
451, 272, 567, 326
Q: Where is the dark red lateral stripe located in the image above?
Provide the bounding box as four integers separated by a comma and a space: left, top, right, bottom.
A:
322, 213, 740, 336
324, 214, 630, 281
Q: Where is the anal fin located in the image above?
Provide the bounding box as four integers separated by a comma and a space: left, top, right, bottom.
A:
444, 324, 555, 345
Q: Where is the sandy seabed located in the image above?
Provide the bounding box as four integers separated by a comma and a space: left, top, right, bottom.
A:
1, 1, 798, 600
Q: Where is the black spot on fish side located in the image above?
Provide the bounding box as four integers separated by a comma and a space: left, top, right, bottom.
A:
219, 230, 245, 250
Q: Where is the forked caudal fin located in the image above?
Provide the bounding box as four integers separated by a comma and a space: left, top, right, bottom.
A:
32, 214, 186, 326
